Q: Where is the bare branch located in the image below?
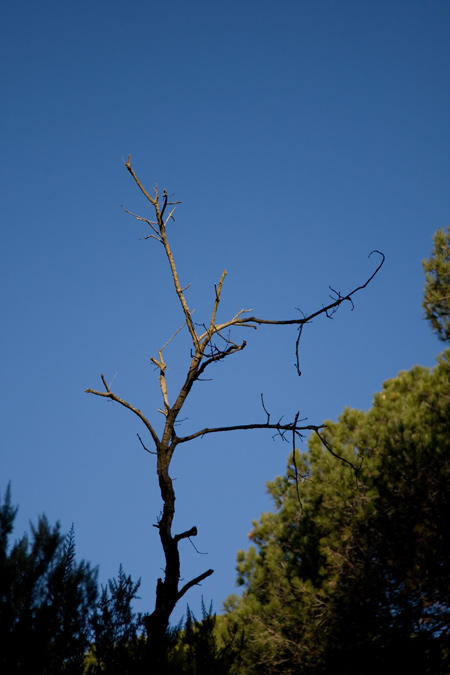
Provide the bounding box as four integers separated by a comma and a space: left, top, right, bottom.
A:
208, 270, 227, 334
261, 393, 270, 423
174, 525, 198, 542
150, 350, 170, 416
177, 568, 214, 602
161, 189, 182, 220
160, 189, 168, 220
295, 321, 305, 376
314, 428, 361, 475
228, 251, 385, 330
195, 339, 247, 378
122, 206, 162, 240
124, 155, 158, 208
176, 420, 325, 444
160, 322, 186, 352
85, 378, 161, 450
159, 226, 200, 349
101, 373, 110, 392
199, 251, 385, 377
163, 207, 177, 227
188, 537, 208, 555
291, 412, 303, 511
137, 433, 157, 455
210, 308, 257, 337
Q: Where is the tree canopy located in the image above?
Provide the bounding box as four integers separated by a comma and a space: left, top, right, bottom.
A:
423, 226, 450, 342
0, 489, 147, 674
223, 349, 450, 674
0, 487, 242, 674
0, 485, 98, 674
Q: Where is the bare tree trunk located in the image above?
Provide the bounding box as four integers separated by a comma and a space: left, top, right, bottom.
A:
143, 451, 213, 668
86, 156, 384, 666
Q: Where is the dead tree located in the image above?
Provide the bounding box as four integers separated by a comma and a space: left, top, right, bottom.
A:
86, 156, 384, 665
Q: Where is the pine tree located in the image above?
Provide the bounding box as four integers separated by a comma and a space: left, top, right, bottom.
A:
224, 351, 450, 674
87, 564, 145, 674
0, 486, 98, 674
423, 226, 450, 342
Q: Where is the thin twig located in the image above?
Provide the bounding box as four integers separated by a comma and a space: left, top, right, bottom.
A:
137, 433, 157, 455
291, 412, 303, 511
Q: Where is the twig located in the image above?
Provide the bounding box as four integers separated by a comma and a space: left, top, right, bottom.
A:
291, 412, 303, 511
137, 433, 157, 455
261, 394, 270, 423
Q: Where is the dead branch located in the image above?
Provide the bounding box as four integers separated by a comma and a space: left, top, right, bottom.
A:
261, 394, 271, 423
291, 413, 302, 506
137, 433, 157, 455
177, 568, 214, 602
125, 155, 158, 207
86, 157, 383, 658
85, 378, 160, 449
174, 526, 198, 542
227, 250, 384, 329
314, 429, 362, 474
122, 206, 162, 241
175, 421, 326, 445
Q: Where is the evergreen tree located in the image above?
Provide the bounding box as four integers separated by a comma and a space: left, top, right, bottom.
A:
224, 351, 450, 674
423, 226, 450, 342
0, 487, 241, 673
0, 486, 98, 674
87, 565, 146, 674
159, 599, 244, 675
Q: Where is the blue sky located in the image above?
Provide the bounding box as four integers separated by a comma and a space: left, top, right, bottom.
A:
1, 1, 449, 624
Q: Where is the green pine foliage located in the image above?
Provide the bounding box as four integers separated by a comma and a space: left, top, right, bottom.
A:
0, 488, 148, 674
156, 599, 244, 675
87, 565, 146, 674
0, 486, 98, 674
224, 350, 450, 674
423, 226, 450, 342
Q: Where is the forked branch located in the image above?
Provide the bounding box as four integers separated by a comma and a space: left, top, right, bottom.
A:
122, 156, 384, 393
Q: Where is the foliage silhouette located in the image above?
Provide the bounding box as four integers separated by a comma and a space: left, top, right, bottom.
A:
0, 485, 97, 674
87, 565, 146, 674
0, 487, 243, 673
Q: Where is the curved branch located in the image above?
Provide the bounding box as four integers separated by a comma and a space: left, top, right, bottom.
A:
314, 429, 362, 474
177, 568, 214, 602
228, 251, 385, 329
85, 380, 161, 450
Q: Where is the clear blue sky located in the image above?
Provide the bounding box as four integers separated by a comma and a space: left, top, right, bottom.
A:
1, 1, 449, 624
